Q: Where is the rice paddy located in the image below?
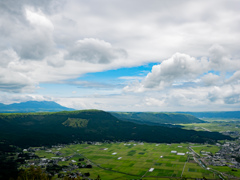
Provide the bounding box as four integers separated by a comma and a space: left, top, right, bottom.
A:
34, 142, 219, 179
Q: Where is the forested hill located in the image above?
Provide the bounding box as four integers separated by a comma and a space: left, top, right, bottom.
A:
110, 112, 205, 125
0, 101, 74, 113
0, 110, 232, 148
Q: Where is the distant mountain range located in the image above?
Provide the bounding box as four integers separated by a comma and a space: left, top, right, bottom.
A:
0, 101, 74, 113
0, 110, 233, 148
0, 101, 239, 120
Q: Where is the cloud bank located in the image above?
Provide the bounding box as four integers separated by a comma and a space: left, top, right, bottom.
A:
122, 45, 240, 111
0, 0, 240, 111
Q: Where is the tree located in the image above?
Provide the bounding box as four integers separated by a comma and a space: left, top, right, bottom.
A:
17, 166, 51, 180
96, 175, 101, 180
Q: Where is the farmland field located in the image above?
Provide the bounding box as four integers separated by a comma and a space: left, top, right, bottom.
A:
31, 142, 221, 179
191, 145, 220, 156
182, 119, 240, 134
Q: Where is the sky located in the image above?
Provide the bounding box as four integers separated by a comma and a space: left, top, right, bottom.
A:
0, 0, 240, 111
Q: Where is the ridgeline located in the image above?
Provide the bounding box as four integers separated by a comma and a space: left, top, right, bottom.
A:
0, 110, 233, 148
110, 112, 205, 125
0, 101, 74, 113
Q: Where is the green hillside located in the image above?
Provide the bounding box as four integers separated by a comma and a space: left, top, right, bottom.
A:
176, 111, 240, 119
110, 112, 205, 125
0, 110, 232, 148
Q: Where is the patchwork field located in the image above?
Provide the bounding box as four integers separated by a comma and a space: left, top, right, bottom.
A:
191, 145, 220, 156
33, 142, 219, 179
182, 119, 240, 133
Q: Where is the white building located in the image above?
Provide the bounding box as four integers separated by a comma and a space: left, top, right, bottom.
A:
149, 168, 154, 172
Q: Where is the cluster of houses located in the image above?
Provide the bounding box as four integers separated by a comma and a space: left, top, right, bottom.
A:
18, 144, 94, 179
197, 142, 240, 169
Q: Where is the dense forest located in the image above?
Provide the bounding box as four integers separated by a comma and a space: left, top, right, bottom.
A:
0, 110, 233, 148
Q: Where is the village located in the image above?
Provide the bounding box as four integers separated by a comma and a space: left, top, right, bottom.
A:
200, 141, 240, 168
19, 144, 93, 179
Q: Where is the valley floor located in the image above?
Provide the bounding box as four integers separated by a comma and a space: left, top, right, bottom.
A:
18, 141, 239, 180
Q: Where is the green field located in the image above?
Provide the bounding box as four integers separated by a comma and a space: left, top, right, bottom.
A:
191, 145, 220, 156
182, 119, 240, 134
30, 142, 222, 179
